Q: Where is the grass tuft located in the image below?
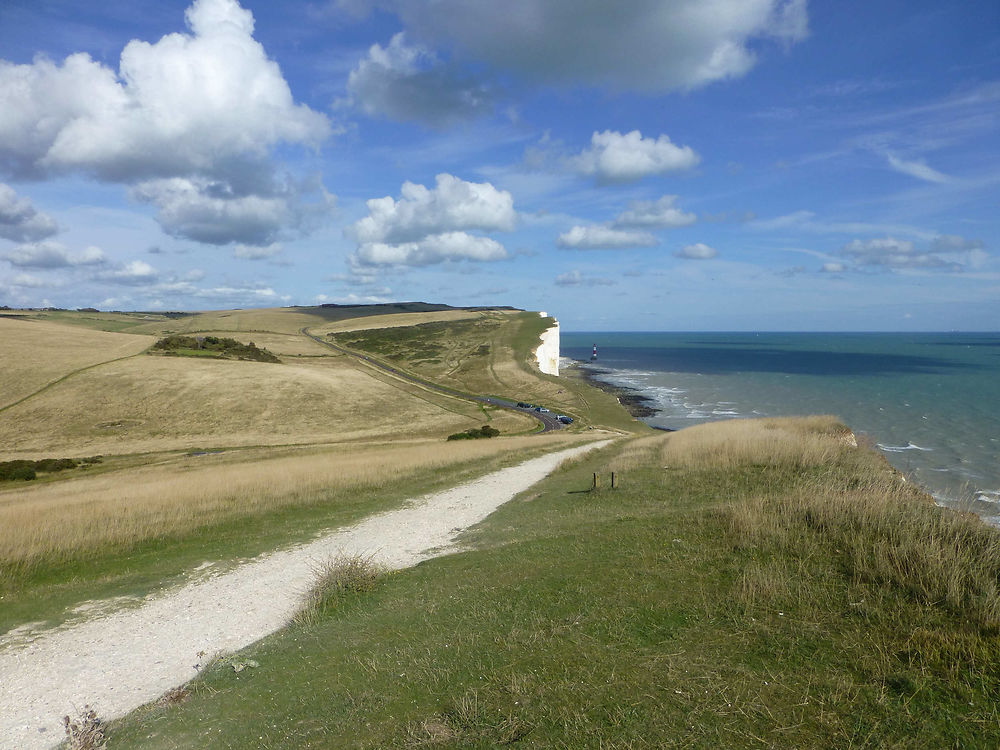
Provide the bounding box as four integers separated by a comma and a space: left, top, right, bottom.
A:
293, 554, 384, 626
62, 706, 106, 750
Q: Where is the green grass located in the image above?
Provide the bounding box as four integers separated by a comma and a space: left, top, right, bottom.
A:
105, 429, 1000, 748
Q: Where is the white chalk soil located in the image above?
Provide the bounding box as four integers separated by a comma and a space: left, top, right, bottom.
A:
0, 441, 608, 750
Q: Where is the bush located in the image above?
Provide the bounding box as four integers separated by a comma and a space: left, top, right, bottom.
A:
447, 425, 500, 441
34, 458, 78, 473
0, 464, 36, 481
0, 456, 93, 481
151, 335, 280, 363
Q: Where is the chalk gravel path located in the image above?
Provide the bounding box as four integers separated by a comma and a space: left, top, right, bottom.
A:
1, 441, 607, 750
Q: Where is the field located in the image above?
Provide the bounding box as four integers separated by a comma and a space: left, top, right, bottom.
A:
104, 417, 1000, 749
0, 317, 154, 409
0, 305, 616, 634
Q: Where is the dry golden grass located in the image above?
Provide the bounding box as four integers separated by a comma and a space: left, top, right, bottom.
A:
126, 307, 330, 337
0, 433, 585, 570
0, 355, 534, 458
311, 308, 488, 335
176, 330, 334, 356
0, 318, 154, 409
659, 415, 852, 470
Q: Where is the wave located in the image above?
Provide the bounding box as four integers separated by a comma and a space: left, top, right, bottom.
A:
877, 442, 934, 453
977, 490, 1000, 504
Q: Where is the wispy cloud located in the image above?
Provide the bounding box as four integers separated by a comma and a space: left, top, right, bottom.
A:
886, 154, 951, 183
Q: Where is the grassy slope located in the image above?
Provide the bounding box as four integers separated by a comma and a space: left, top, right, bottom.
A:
108, 418, 1000, 749
326, 310, 639, 433
0, 317, 155, 409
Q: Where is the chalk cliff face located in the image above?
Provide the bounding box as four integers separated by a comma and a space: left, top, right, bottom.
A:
535, 312, 560, 376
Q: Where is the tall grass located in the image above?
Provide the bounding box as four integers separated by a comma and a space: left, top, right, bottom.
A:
660, 415, 853, 469
729, 479, 1000, 628
0, 435, 580, 580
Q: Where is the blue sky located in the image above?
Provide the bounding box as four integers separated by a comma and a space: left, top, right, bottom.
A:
0, 0, 997, 331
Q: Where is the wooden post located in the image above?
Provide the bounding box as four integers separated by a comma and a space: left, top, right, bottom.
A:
611, 472, 617, 489
592, 472, 600, 490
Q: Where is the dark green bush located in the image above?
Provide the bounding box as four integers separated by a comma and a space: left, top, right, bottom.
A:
34, 458, 78, 473
0, 463, 36, 481
446, 425, 500, 441
151, 335, 280, 363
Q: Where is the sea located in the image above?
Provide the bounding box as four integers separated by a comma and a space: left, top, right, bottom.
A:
562, 332, 1000, 526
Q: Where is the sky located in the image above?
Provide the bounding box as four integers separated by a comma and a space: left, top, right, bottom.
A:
0, 0, 997, 331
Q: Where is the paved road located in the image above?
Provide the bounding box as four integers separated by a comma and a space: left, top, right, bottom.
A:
301, 328, 563, 432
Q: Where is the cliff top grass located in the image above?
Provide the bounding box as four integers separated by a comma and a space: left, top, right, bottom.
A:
106, 416, 1000, 749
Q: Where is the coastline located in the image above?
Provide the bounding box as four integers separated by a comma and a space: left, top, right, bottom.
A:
568, 359, 662, 421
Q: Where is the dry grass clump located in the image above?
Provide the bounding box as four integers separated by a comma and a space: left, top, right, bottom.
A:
660, 415, 851, 470
293, 553, 384, 626
63, 705, 106, 750
728, 475, 1000, 628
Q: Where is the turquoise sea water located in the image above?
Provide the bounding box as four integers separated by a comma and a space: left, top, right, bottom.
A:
563, 332, 1000, 526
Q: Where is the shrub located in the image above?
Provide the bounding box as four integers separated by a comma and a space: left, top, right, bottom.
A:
447, 425, 500, 441
0, 464, 36, 481
34, 458, 78, 473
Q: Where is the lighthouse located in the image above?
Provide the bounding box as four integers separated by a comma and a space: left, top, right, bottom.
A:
591, 344, 598, 361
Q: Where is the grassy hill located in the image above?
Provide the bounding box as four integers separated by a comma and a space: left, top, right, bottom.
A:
0, 304, 614, 633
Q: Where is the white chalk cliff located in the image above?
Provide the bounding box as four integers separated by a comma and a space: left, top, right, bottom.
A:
535, 312, 560, 376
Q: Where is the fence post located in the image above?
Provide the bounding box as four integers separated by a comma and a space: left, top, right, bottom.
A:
592, 472, 600, 490
611, 472, 617, 489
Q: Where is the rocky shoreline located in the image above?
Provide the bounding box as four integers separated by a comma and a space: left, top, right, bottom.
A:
574, 363, 660, 419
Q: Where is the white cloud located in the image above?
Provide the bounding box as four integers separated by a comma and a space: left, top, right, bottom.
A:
4, 240, 106, 268
614, 195, 696, 228
930, 234, 983, 252
102, 260, 160, 285
840, 237, 954, 270
0, 184, 59, 242
820, 262, 847, 273
233, 242, 283, 260
354, 232, 508, 267
557, 225, 658, 250
372, 0, 808, 92
316, 292, 394, 304
886, 154, 951, 184
0, 0, 329, 182
0, 0, 333, 247
9, 272, 49, 288
132, 176, 335, 246
346, 33, 492, 126
351, 173, 515, 244
348, 174, 515, 268
674, 242, 718, 259
77, 246, 107, 265
554, 270, 616, 287
572, 130, 699, 184
192, 285, 283, 302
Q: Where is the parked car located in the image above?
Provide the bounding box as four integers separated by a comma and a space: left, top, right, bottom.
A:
557, 415, 574, 424
516, 402, 531, 408
535, 406, 550, 413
